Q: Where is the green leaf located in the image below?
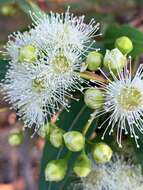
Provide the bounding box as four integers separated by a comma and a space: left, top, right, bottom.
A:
104, 24, 143, 57
15, 0, 31, 14
135, 0, 143, 5
130, 130, 143, 167
0, 0, 14, 4
16, 0, 45, 16
39, 98, 97, 190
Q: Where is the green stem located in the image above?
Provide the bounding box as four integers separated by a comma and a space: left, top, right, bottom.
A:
79, 71, 107, 84
64, 151, 72, 161
82, 111, 96, 135
86, 140, 95, 146
132, 56, 140, 75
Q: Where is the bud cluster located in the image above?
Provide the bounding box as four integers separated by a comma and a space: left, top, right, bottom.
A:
85, 36, 132, 73
43, 122, 113, 181
82, 36, 143, 149
84, 36, 133, 110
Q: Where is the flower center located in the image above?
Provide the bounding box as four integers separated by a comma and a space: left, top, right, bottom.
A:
19, 44, 37, 63
117, 86, 143, 111
32, 76, 46, 93
52, 53, 70, 74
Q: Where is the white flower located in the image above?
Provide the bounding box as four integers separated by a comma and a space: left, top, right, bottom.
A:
31, 8, 100, 55
3, 9, 100, 131
6, 31, 37, 62
3, 63, 57, 131
40, 46, 85, 93
3, 32, 87, 131
94, 62, 143, 148
74, 156, 143, 190
3, 50, 84, 131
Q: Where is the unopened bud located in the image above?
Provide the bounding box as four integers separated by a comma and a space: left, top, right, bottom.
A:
8, 132, 23, 146
115, 36, 133, 54
92, 142, 112, 163
1, 4, 16, 16
103, 48, 127, 71
45, 159, 67, 181
86, 51, 103, 71
63, 131, 85, 152
50, 128, 64, 148
84, 88, 104, 110
73, 153, 91, 177
38, 123, 50, 138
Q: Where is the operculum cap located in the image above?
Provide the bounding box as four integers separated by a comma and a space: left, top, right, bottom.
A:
38, 122, 50, 138
63, 131, 85, 152
73, 152, 92, 177
92, 142, 112, 163
84, 88, 104, 110
103, 48, 127, 71
115, 36, 133, 55
45, 159, 67, 182
49, 127, 64, 148
86, 51, 103, 71
8, 131, 23, 146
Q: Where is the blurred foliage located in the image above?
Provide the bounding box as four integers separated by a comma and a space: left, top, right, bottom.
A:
0, 0, 14, 4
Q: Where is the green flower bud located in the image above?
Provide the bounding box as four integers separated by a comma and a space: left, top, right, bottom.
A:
84, 88, 104, 110
19, 44, 37, 63
50, 128, 64, 148
63, 131, 85, 152
92, 142, 112, 163
1, 4, 16, 16
45, 159, 67, 181
86, 51, 103, 71
38, 123, 50, 138
8, 132, 23, 146
103, 48, 127, 71
115, 36, 133, 54
73, 153, 92, 177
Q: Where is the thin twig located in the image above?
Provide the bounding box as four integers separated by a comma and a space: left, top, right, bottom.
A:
79, 71, 107, 84
82, 111, 96, 135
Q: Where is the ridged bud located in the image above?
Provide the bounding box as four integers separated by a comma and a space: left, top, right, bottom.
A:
73, 153, 92, 177
45, 159, 67, 181
92, 143, 112, 163
38, 123, 50, 138
84, 88, 104, 110
63, 131, 85, 152
86, 51, 103, 71
19, 44, 37, 63
103, 48, 127, 71
8, 132, 23, 146
115, 36, 133, 54
49, 128, 64, 148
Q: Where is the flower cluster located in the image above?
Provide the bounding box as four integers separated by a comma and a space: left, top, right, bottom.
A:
74, 156, 143, 190
3, 6, 143, 186
2, 9, 99, 132
84, 36, 143, 148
